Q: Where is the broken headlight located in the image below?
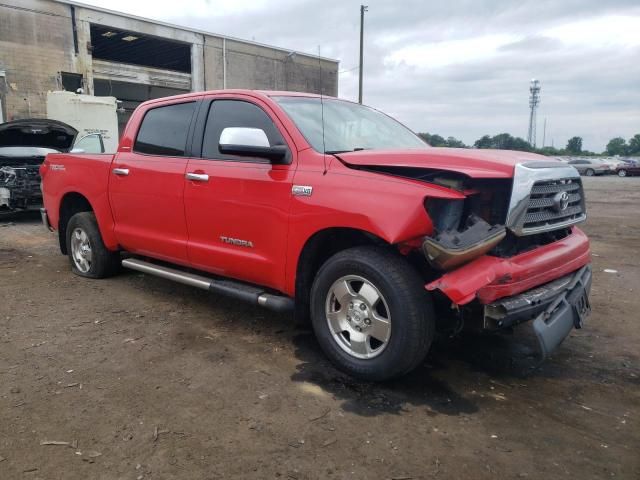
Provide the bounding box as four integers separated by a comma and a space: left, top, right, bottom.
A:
424, 196, 506, 271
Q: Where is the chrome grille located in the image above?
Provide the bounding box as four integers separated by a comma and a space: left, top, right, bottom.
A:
506, 162, 587, 236
521, 178, 585, 233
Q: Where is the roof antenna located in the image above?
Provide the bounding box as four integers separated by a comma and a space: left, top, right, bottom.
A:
318, 45, 328, 175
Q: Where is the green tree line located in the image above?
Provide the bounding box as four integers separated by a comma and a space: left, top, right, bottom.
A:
417, 132, 640, 156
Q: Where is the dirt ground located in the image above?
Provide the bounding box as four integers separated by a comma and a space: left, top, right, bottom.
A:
1, 176, 639, 480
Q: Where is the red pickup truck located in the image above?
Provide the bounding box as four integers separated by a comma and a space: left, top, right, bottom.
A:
40, 90, 592, 380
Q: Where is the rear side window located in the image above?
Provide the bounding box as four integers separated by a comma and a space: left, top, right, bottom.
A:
134, 102, 196, 156
202, 100, 285, 159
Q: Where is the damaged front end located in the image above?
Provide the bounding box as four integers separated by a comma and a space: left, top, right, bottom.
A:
0, 164, 42, 212
339, 152, 592, 360
421, 175, 512, 272
0, 119, 77, 214
422, 162, 588, 295
420, 163, 591, 359
368, 161, 591, 360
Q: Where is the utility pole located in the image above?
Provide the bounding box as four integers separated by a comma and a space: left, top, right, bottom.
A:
542, 118, 547, 148
358, 5, 368, 104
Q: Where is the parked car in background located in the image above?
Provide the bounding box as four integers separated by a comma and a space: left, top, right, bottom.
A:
615, 159, 640, 177
0, 119, 104, 214
602, 158, 625, 170
567, 158, 611, 176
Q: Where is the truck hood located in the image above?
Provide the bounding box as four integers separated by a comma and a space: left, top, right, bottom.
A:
0, 119, 78, 151
336, 148, 560, 178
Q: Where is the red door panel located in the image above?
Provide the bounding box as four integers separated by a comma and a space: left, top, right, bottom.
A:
184, 160, 294, 290
109, 152, 190, 263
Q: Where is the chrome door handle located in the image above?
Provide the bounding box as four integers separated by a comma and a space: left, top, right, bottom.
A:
113, 168, 129, 176
186, 172, 209, 182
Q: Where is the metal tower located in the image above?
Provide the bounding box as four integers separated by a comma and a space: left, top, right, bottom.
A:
527, 79, 541, 147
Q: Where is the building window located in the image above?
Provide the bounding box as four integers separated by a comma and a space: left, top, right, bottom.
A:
61, 72, 83, 92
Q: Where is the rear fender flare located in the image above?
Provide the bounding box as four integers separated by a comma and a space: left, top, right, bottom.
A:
58, 189, 118, 252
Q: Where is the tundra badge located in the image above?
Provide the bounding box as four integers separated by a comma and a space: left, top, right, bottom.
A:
220, 236, 254, 248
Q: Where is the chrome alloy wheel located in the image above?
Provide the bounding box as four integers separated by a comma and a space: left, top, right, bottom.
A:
70, 227, 92, 273
325, 275, 392, 359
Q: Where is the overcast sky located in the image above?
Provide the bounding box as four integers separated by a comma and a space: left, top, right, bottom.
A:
83, 0, 640, 152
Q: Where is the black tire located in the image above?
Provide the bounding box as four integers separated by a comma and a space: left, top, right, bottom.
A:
310, 246, 435, 381
618, 169, 627, 177
585, 168, 595, 176
66, 212, 120, 279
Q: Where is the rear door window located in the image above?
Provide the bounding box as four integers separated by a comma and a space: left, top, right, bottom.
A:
134, 102, 196, 156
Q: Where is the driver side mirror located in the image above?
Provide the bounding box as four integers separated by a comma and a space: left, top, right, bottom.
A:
219, 127, 288, 163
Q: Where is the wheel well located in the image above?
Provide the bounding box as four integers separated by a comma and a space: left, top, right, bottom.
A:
294, 228, 387, 325
58, 193, 93, 254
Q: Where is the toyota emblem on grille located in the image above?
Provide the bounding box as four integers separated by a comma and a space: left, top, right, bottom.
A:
553, 191, 570, 212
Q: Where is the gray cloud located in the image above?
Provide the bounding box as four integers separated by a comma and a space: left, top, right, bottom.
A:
90, 0, 640, 151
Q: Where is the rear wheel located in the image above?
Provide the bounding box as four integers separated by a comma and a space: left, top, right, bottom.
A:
618, 169, 627, 177
310, 246, 434, 381
585, 168, 595, 176
66, 212, 120, 278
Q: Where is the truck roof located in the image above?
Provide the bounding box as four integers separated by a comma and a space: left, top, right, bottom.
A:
138, 90, 333, 109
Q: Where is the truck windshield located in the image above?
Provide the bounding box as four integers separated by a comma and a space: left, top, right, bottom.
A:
273, 96, 428, 153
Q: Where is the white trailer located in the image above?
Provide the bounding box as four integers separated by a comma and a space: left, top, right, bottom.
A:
46, 91, 119, 153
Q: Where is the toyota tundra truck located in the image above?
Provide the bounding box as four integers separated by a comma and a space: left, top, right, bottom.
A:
40, 90, 592, 381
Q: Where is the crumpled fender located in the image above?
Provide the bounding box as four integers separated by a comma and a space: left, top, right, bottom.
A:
426, 227, 591, 305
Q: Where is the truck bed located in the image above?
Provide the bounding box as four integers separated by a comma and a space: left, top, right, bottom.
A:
41, 153, 116, 235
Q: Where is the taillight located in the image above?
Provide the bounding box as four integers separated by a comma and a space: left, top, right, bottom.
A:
39, 161, 49, 178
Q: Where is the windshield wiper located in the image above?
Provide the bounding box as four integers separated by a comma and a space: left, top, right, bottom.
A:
325, 147, 367, 155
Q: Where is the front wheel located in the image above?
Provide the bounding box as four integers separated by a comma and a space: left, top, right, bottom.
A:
310, 246, 434, 381
584, 168, 595, 176
66, 212, 120, 278
618, 169, 627, 177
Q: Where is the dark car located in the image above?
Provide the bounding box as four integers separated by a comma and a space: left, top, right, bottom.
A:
0, 119, 104, 214
616, 159, 640, 177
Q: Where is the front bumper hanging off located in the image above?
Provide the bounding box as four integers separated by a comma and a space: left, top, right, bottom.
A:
425, 227, 591, 305
483, 264, 592, 358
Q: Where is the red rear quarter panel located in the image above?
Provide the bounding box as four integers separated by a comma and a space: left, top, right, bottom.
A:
42, 153, 118, 249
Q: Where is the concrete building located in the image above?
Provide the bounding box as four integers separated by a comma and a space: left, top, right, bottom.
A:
0, 0, 339, 130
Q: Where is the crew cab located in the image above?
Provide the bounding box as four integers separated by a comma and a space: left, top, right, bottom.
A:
40, 90, 592, 381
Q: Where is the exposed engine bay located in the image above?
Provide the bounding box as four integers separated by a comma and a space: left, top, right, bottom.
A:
0, 119, 78, 214
0, 161, 43, 212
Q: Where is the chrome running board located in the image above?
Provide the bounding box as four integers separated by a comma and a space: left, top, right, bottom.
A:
122, 258, 294, 313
